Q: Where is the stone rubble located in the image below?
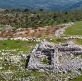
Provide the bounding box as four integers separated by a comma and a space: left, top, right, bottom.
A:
55, 22, 74, 37
26, 40, 82, 73
0, 37, 41, 42
63, 36, 82, 40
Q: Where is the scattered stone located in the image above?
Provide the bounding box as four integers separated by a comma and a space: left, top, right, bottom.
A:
10, 56, 21, 63
55, 22, 74, 37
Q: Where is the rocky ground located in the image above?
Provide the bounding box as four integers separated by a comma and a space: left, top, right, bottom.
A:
0, 22, 73, 39
0, 25, 62, 38
0, 40, 82, 81
0, 22, 82, 81
55, 22, 74, 37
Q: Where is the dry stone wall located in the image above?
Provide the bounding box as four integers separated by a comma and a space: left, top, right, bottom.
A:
26, 40, 82, 73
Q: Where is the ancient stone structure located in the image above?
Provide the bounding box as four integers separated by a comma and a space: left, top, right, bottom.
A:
26, 40, 82, 73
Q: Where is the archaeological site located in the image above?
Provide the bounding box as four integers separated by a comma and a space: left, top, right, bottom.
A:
26, 40, 82, 73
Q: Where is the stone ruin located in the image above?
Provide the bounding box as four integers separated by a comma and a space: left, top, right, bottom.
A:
26, 40, 82, 73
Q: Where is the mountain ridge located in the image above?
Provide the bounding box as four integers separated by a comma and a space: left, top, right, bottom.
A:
68, 1, 82, 10
0, 0, 82, 11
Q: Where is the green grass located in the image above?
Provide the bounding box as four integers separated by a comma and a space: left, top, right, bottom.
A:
70, 76, 82, 81
64, 21, 82, 35
42, 58, 49, 65
0, 25, 4, 31
0, 40, 39, 54
74, 39, 82, 45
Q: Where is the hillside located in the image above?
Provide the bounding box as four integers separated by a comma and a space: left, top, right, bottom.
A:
0, 21, 82, 81
0, 11, 82, 80
0, 0, 82, 11
0, 10, 82, 29
69, 1, 82, 10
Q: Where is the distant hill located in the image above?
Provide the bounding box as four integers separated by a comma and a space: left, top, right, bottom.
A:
0, 0, 82, 11
68, 1, 82, 10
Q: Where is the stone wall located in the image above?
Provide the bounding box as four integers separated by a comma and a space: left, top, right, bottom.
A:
26, 40, 82, 73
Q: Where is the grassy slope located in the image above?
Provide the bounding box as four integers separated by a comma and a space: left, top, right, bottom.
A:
64, 21, 82, 81
0, 40, 41, 80
75, 39, 82, 45
64, 21, 82, 35
0, 40, 39, 54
